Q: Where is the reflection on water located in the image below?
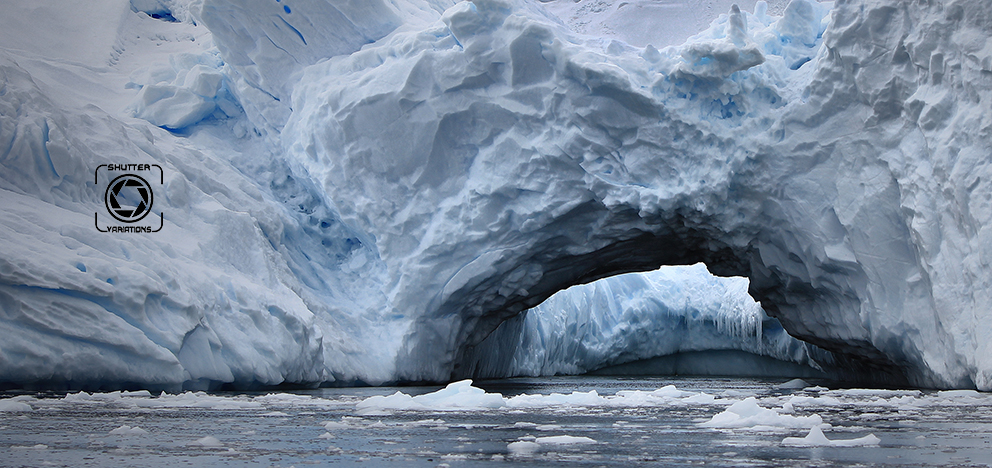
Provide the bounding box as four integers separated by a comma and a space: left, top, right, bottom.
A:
1, 376, 991, 467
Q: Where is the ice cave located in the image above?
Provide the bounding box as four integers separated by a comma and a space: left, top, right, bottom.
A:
1, 0, 991, 396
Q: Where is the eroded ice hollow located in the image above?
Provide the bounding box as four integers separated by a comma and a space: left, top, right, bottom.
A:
1, 0, 990, 390
461, 264, 838, 380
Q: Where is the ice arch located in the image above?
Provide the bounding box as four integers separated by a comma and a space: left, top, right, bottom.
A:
278, 0, 992, 389
0, 0, 989, 391
460, 264, 837, 380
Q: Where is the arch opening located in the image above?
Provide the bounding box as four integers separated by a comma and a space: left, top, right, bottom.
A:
456, 263, 838, 382
389, 203, 910, 388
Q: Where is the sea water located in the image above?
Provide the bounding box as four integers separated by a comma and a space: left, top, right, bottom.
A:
1, 376, 990, 467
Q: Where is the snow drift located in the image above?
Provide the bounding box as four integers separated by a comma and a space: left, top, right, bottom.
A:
0, 0, 990, 390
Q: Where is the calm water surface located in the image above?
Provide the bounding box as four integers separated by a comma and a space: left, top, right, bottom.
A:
2, 376, 991, 467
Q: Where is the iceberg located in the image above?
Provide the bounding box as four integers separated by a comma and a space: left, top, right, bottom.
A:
0, 0, 990, 391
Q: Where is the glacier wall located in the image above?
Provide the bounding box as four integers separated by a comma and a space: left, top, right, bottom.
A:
0, 0, 398, 389
0, 0, 990, 390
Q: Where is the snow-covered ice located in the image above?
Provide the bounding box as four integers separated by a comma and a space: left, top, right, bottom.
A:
532, 435, 597, 444
357, 379, 506, 412
189, 435, 223, 448
1, 0, 991, 391
700, 396, 822, 429
781, 425, 880, 447
507, 434, 596, 456
0, 399, 33, 412
109, 424, 149, 436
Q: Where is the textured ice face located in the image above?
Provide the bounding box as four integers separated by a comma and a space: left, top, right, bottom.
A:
280, 0, 992, 389
282, 0, 832, 383
1, 0, 991, 390
195, 0, 458, 136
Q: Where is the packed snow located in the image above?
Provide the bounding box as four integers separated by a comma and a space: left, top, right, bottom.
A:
1, 0, 991, 391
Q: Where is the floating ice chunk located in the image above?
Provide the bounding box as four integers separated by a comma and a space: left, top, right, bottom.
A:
63, 390, 262, 410
404, 419, 448, 428
357, 392, 429, 412
936, 390, 984, 400
506, 434, 597, 455
109, 425, 149, 436
0, 400, 32, 412
782, 425, 880, 447
190, 436, 224, 448
507, 440, 540, 455
777, 379, 810, 389
356, 381, 727, 413
651, 385, 693, 398
323, 420, 352, 430
252, 393, 321, 406
610, 386, 714, 407
783, 394, 842, 408
507, 390, 606, 408
534, 435, 597, 445
826, 389, 922, 398
700, 397, 822, 429
682, 392, 718, 404
12, 444, 48, 450
357, 380, 506, 412
412, 379, 506, 409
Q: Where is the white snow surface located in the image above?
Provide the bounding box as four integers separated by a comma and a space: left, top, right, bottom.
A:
781, 425, 880, 447
538, 0, 793, 49
1, 0, 991, 391
700, 396, 823, 428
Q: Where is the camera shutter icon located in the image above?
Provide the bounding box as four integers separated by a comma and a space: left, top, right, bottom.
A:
104, 174, 154, 223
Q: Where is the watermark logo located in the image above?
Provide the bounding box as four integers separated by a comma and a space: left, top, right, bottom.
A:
95, 164, 164, 233
105, 174, 154, 223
